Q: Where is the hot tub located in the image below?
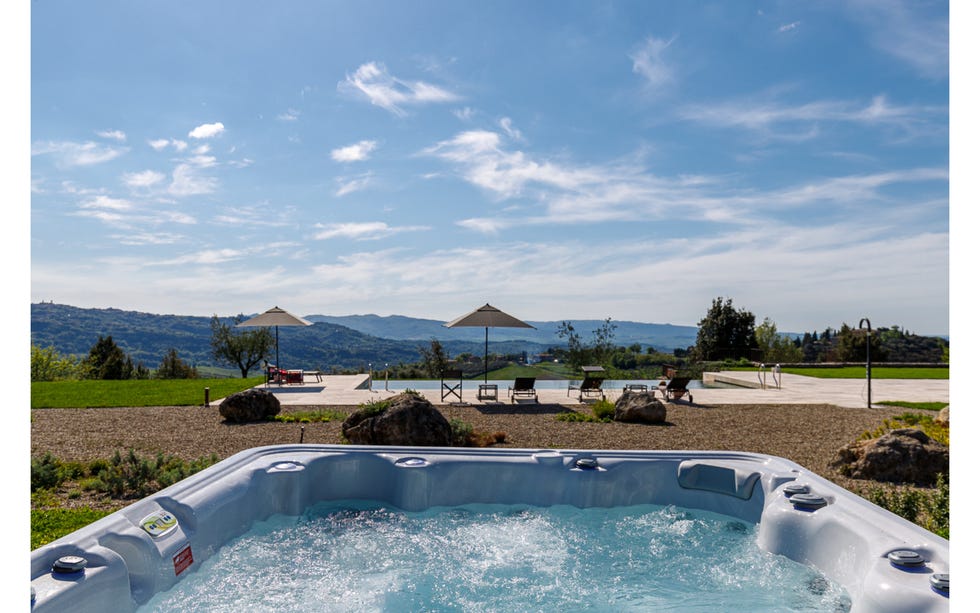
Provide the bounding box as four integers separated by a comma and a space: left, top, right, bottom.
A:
30, 445, 949, 611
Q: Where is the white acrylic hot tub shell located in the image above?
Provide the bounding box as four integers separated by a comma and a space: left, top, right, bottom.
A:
30, 445, 950, 612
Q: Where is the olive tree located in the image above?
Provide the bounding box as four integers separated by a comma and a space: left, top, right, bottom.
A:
209, 315, 275, 378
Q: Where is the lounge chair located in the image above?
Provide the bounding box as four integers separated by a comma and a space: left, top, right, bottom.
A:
567, 365, 605, 401
660, 377, 693, 403
441, 369, 463, 403
574, 377, 605, 402
508, 377, 538, 403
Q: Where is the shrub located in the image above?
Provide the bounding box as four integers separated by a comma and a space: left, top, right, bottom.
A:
865, 473, 949, 539
591, 399, 616, 421
861, 412, 948, 446
450, 419, 473, 446
31, 453, 62, 491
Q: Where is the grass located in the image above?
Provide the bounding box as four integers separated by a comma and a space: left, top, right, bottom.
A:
483, 364, 570, 380
31, 377, 264, 408
876, 401, 948, 411
31, 507, 113, 550
272, 408, 348, 423
727, 366, 948, 379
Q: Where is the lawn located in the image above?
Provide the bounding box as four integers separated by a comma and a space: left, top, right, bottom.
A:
31, 377, 264, 408
729, 366, 948, 380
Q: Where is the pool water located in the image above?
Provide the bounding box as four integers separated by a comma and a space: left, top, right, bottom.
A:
138, 501, 850, 612
377, 379, 721, 391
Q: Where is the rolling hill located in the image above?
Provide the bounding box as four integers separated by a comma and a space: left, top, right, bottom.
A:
32, 303, 697, 373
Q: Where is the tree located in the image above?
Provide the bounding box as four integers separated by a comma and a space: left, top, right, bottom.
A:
418, 338, 449, 378
156, 348, 199, 379
557, 321, 589, 371
31, 344, 83, 381
836, 323, 885, 362
754, 317, 803, 363
82, 335, 128, 379
209, 315, 275, 378
692, 297, 758, 361
590, 317, 618, 367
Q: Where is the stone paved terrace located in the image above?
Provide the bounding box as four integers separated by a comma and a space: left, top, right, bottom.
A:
231, 371, 949, 409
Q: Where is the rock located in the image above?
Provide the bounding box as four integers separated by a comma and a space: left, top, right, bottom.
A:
342, 392, 452, 446
831, 428, 948, 485
934, 405, 949, 426
219, 388, 281, 423
614, 391, 667, 424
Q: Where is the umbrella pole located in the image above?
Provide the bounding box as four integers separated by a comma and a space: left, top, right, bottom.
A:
484, 327, 489, 384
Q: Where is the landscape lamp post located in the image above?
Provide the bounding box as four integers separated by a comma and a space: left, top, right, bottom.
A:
859, 318, 872, 410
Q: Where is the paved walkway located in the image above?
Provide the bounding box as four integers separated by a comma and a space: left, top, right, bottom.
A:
238, 371, 948, 409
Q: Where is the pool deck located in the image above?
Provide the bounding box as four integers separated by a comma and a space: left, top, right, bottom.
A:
241, 371, 949, 409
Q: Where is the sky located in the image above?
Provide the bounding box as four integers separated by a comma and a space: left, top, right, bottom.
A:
26, 0, 953, 335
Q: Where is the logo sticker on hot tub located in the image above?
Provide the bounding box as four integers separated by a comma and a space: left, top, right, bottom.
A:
173, 544, 193, 576
140, 510, 178, 538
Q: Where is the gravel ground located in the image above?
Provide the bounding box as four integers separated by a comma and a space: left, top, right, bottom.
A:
31, 401, 900, 494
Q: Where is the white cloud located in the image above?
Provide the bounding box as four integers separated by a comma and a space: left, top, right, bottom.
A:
335, 174, 373, 197
499, 117, 522, 141
778, 21, 801, 33
151, 248, 248, 266
331, 140, 378, 162
453, 107, 476, 121
97, 129, 127, 142
112, 231, 185, 246
122, 170, 166, 188
843, 0, 948, 78
678, 93, 944, 138
31, 140, 128, 166
169, 163, 218, 196
338, 61, 460, 116
149, 138, 188, 151
629, 36, 676, 88
79, 195, 132, 211
277, 109, 301, 121
188, 122, 225, 139
312, 221, 429, 241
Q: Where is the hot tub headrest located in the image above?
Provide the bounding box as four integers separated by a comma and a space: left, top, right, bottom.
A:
676, 460, 761, 500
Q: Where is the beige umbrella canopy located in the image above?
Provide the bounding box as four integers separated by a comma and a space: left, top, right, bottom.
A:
236, 306, 312, 368
444, 303, 535, 383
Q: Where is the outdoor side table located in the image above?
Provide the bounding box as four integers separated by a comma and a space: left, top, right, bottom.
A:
478, 384, 498, 401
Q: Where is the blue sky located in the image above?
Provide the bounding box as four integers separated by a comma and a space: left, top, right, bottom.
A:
27, 1, 951, 335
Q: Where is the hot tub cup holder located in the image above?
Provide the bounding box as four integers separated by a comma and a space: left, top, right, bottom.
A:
394, 457, 430, 468
573, 457, 601, 471
930, 572, 949, 594
268, 460, 305, 473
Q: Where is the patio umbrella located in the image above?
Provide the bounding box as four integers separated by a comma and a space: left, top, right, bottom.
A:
236, 306, 312, 368
444, 303, 535, 383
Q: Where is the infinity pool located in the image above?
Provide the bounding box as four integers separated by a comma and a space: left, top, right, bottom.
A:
374, 378, 720, 391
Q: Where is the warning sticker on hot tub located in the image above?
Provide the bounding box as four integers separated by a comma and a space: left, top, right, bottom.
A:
173, 544, 193, 576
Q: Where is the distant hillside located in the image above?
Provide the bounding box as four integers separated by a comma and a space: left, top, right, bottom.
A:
306, 314, 698, 351
31, 303, 698, 374
30, 303, 555, 372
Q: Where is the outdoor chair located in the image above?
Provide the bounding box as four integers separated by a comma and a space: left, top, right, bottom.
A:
574, 376, 606, 402
441, 369, 463, 403
508, 377, 538, 403
568, 365, 605, 400
660, 377, 693, 403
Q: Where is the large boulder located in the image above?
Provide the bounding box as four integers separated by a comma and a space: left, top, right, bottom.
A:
342, 392, 452, 446
934, 405, 949, 427
614, 391, 667, 424
219, 388, 281, 423
831, 428, 948, 485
